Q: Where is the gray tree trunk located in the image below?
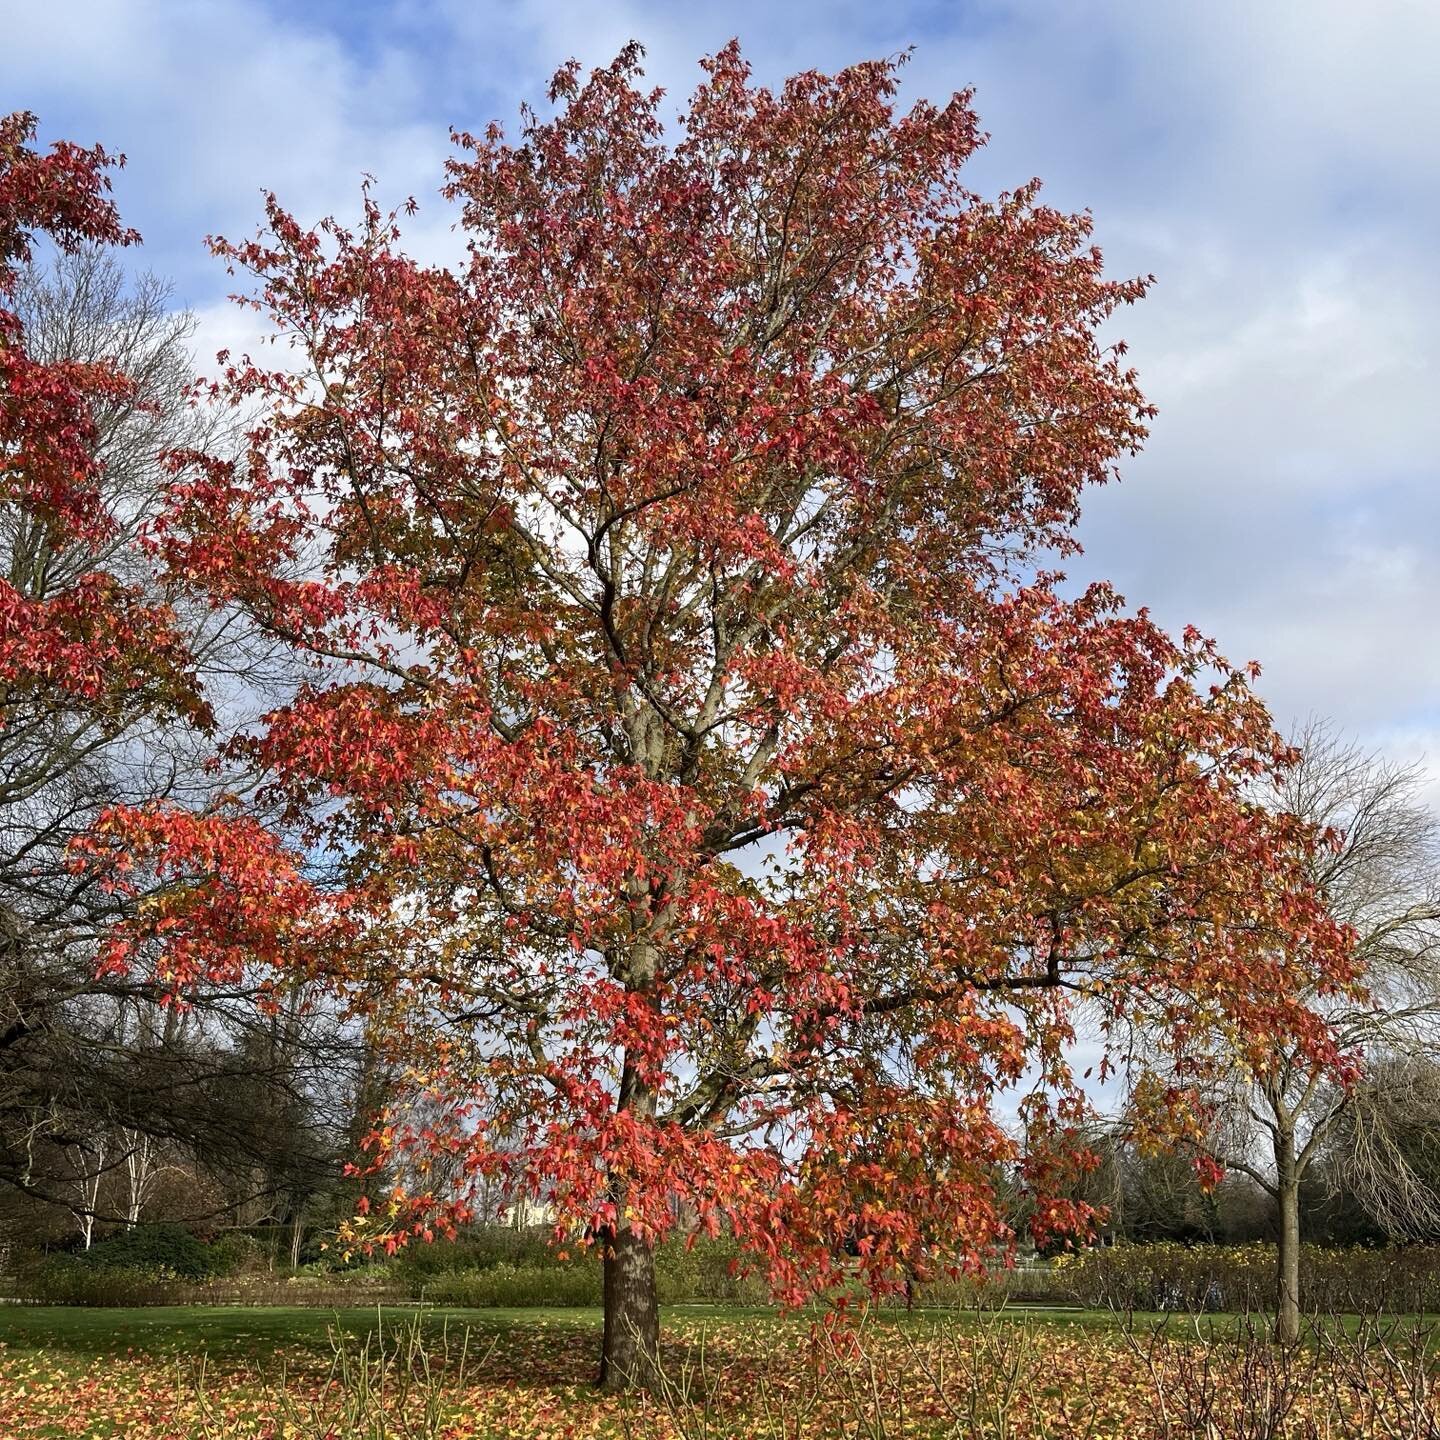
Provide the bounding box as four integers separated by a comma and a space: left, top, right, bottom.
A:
598, 1221, 661, 1391
1275, 1126, 1302, 1344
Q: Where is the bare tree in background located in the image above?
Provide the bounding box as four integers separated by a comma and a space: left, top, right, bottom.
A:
1201, 719, 1440, 1341
0, 247, 370, 1238
1319, 1051, 1440, 1240
61, 1124, 107, 1251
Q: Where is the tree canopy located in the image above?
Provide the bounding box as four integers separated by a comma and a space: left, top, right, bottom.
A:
64, 48, 1357, 1386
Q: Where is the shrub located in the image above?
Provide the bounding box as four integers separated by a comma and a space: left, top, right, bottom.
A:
18, 1257, 188, 1306
655, 1234, 770, 1305
295, 1259, 396, 1284
74, 1223, 216, 1279
398, 1227, 772, 1306
394, 1228, 561, 1288
190, 1308, 470, 1439
205, 1231, 268, 1277
1057, 1243, 1440, 1315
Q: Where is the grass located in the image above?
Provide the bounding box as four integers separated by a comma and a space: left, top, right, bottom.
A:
0, 1301, 1129, 1353
0, 1298, 1224, 1373
0, 1303, 599, 1362
0, 1302, 1132, 1440
3, 1302, 1438, 1437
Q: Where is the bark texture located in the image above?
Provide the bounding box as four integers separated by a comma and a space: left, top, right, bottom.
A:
1275, 1126, 1302, 1345
598, 1224, 661, 1391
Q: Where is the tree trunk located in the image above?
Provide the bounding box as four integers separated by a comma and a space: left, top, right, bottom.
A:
123, 1129, 150, 1229
598, 1222, 660, 1391
72, 1136, 105, 1250
596, 1053, 661, 1390
1275, 1127, 1302, 1344
596, 925, 665, 1392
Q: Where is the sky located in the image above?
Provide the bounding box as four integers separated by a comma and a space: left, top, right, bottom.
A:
6, 0, 1439, 804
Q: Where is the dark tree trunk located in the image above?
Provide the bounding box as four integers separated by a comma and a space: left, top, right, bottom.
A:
596, 930, 665, 1392
598, 1222, 660, 1391
1275, 1126, 1301, 1345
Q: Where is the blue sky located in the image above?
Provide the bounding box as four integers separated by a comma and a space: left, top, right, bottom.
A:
6, 0, 1439, 800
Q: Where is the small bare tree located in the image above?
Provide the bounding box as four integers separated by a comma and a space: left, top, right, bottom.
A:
59, 1117, 111, 1250
1201, 720, 1440, 1340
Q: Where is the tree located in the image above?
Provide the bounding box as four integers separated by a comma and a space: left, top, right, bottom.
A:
1322, 1053, 1440, 1241
87, 49, 1354, 1389
0, 112, 200, 756
0, 116, 367, 1242
1116, 1140, 1219, 1245
1, 111, 201, 1218
1198, 720, 1440, 1341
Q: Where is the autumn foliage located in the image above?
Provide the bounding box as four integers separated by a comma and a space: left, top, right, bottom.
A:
65, 47, 1356, 1384
0, 112, 205, 726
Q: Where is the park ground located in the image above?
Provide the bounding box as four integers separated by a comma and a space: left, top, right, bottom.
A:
3, 1302, 1436, 1439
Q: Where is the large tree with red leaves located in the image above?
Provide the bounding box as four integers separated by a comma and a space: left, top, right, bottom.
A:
87, 48, 1355, 1387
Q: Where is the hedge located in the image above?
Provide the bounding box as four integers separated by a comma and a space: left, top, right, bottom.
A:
404, 1232, 769, 1307
24, 1229, 1440, 1315
1055, 1243, 1440, 1315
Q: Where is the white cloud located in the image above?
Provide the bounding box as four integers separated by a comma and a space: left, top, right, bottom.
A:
1, 1, 452, 289
7, 0, 1436, 798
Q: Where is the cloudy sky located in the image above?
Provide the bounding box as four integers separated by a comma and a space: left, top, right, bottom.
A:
7, 0, 1438, 801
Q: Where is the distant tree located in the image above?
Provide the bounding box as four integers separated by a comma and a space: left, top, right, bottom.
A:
1118, 1143, 1220, 1245
1198, 721, 1440, 1340
1315, 1052, 1440, 1242
2, 111, 202, 1217
0, 116, 365, 1240
1056, 1119, 1270, 1247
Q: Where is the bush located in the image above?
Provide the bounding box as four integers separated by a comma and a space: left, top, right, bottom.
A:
74, 1223, 217, 1280
295, 1259, 396, 1284
396, 1227, 772, 1307
204, 1231, 268, 1277
655, 1234, 770, 1305
394, 1227, 561, 1287
18, 1257, 188, 1306
13, 1256, 410, 1307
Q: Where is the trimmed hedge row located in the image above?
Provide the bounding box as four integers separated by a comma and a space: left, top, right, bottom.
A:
424, 1264, 600, 1307
24, 1231, 1440, 1314
15, 1223, 401, 1306
410, 1234, 770, 1308
1053, 1243, 1440, 1315
17, 1262, 403, 1307
15, 1227, 770, 1308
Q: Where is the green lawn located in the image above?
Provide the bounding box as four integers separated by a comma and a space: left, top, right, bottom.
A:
2, 1302, 1433, 1439
0, 1303, 602, 1361
0, 1298, 1407, 1367
0, 1300, 1160, 1363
